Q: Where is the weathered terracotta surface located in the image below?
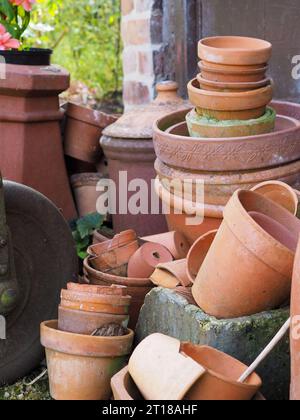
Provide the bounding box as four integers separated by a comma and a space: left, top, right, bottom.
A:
188, 79, 272, 112
127, 242, 173, 279
251, 181, 299, 215
100, 81, 187, 236
197, 73, 270, 92
128, 334, 206, 400
198, 36, 272, 66
70, 172, 106, 218
66, 282, 127, 295
83, 258, 153, 329
196, 105, 266, 121
88, 230, 137, 256
192, 190, 300, 319
64, 103, 118, 163
181, 344, 262, 401
186, 107, 276, 138
60, 288, 131, 315
199, 61, 268, 83
291, 239, 300, 401
187, 230, 217, 283
0, 64, 76, 220
58, 306, 129, 335
141, 231, 190, 260
41, 320, 134, 400
150, 259, 191, 289
153, 102, 300, 172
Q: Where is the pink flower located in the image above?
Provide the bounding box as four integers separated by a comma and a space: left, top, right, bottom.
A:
0, 24, 20, 50
10, 0, 36, 12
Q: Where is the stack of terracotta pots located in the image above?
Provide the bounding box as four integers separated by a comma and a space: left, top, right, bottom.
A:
111, 333, 263, 401
187, 36, 274, 139
84, 229, 192, 328
153, 38, 300, 245
40, 282, 134, 400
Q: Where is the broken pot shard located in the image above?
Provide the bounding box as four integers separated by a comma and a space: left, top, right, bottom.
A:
150, 259, 191, 288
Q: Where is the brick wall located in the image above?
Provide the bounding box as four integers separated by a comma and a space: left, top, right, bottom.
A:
121, 0, 175, 109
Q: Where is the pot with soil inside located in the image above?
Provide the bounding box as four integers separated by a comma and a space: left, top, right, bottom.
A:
41, 320, 134, 400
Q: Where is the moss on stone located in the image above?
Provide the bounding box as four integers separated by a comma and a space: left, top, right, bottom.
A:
0, 369, 51, 400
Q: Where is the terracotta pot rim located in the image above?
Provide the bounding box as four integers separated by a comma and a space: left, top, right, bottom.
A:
83, 257, 153, 287
197, 73, 271, 90
58, 305, 130, 319
70, 172, 105, 188
41, 320, 134, 356
66, 102, 118, 128
199, 61, 268, 75
60, 289, 132, 305
183, 345, 262, 390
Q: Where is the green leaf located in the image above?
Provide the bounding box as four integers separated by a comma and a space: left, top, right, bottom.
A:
0, 0, 15, 21
76, 213, 104, 240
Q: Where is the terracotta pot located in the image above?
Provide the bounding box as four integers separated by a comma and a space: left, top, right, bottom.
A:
90, 240, 139, 276
127, 242, 173, 279
0, 64, 77, 220
153, 103, 300, 171
66, 282, 128, 296
64, 103, 118, 164
198, 36, 272, 66
128, 334, 206, 400
192, 190, 300, 319
83, 258, 153, 329
92, 229, 113, 244
201, 60, 266, 72
60, 288, 131, 315
199, 61, 268, 83
111, 365, 265, 401
291, 238, 300, 401
186, 107, 276, 138
197, 73, 270, 92
58, 306, 129, 335
150, 259, 191, 288
251, 181, 299, 216
195, 106, 266, 121
188, 79, 273, 112
100, 81, 188, 237
141, 231, 190, 260
70, 173, 106, 218
41, 320, 134, 400
88, 230, 137, 256
181, 344, 262, 400
187, 230, 217, 283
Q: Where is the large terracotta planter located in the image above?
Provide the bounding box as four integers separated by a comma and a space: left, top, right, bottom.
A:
198, 36, 272, 66
192, 190, 300, 319
70, 173, 106, 218
41, 320, 134, 400
291, 239, 300, 401
83, 258, 153, 329
188, 79, 273, 113
0, 65, 76, 220
186, 107, 276, 138
153, 102, 300, 172
64, 103, 118, 164
100, 81, 188, 236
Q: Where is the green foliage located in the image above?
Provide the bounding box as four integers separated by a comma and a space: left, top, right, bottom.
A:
0, 0, 31, 40
72, 213, 104, 260
25, 0, 123, 96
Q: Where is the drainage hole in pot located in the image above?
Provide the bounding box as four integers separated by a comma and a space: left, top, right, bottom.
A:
153, 252, 161, 260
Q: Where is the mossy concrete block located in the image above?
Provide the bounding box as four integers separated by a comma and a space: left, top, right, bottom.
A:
136, 288, 290, 400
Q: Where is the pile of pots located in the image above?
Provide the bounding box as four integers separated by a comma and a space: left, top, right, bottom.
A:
84, 229, 191, 328
64, 102, 118, 217
153, 37, 300, 244
111, 333, 264, 401
40, 282, 134, 400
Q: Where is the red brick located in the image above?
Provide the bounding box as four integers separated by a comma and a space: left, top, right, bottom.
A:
123, 48, 138, 74
121, 0, 134, 16
122, 19, 151, 46
138, 50, 153, 75
135, 0, 154, 13
123, 81, 151, 105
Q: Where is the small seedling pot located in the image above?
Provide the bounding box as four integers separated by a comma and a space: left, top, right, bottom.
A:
141, 231, 190, 260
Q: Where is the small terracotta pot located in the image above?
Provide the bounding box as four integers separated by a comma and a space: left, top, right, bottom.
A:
197, 73, 270, 92
150, 259, 191, 288
64, 103, 118, 164
199, 61, 268, 83
127, 242, 173, 279
83, 258, 153, 329
187, 230, 217, 283
60, 289, 132, 315
251, 181, 299, 216
181, 344, 262, 401
291, 238, 300, 401
188, 79, 273, 112
198, 36, 272, 66
66, 282, 127, 296
88, 230, 137, 256
195, 106, 266, 121
70, 173, 106, 218
141, 231, 190, 260
201, 60, 266, 72
192, 190, 300, 319
58, 306, 129, 335
186, 107, 276, 138
41, 320, 134, 400
153, 105, 300, 171
128, 334, 206, 400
